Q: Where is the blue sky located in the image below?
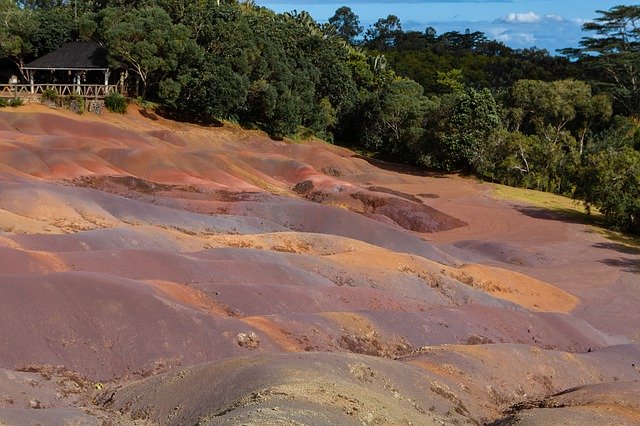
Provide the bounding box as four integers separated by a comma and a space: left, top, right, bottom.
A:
255, 1, 638, 52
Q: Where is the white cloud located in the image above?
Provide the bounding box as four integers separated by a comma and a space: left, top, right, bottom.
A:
499, 12, 541, 24
544, 13, 565, 22
572, 18, 591, 25
487, 27, 536, 45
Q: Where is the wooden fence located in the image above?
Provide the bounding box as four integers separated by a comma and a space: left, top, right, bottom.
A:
0, 83, 121, 99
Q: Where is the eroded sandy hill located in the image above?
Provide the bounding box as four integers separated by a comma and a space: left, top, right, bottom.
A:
0, 106, 638, 424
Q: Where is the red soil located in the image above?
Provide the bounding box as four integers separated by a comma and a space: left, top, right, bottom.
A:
0, 105, 637, 424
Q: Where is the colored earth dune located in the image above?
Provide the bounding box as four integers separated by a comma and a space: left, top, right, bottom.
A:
0, 105, 638, 424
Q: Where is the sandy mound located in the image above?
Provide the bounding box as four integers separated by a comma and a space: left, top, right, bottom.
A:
0, 105, 637, 424
94, 345, 640, 425
445, 263, 579, 312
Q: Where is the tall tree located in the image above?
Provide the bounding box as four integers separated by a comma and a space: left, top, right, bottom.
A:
364, 15, 402, 50
0, 0, 35, 77
328, 6, 362, 44
562, 5, 640, 115
579, 146, 640, 234
422, 86, 501, 171
99, 6, 190, 96
16, 0, 67, 8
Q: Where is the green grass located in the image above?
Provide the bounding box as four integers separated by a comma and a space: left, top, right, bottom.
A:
492, 183, 601, 221
595, 227, 640, 248
491, 183, 640, 248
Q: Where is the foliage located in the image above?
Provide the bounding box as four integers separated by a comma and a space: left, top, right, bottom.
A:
0, 97, 7, 107
422, 87, 501, 171
0, 2, 638, 236
561, 5, 640, 116
364, 15, 402, 49
578, 146, 640, 234
492, 79, 615, 193
328, 6, 362, 44
98, 6, 191, 96
104, 92, 127, 113
9, 96, 22, 107
65, 93, 84, 113
0, 0, 37, 75
353, 76, 427, 158
41, 88, 58, 102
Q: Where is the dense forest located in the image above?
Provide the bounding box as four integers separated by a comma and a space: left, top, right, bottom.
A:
1, 1, 639, 234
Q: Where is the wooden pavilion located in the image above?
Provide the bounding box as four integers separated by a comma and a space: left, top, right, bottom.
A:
1, 41, 121, 99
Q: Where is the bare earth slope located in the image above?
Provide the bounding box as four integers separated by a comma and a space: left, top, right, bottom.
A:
0, 106, 638, 425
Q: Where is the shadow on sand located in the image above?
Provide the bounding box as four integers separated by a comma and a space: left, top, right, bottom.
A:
352, 155, 450, 178
592, 241, 640, 255
599, 257, 640, 274
591, 242, 640, 274
513, 205, 600, 226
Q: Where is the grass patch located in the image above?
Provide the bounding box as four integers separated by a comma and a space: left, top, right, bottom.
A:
491, 183, 603, 224
135, 97, 160, 110
491, 183, 640, 248
594, 227, 640, 248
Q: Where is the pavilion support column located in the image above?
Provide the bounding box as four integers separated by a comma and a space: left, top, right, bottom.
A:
29, 71, 34, 94
104, 70, 110, 86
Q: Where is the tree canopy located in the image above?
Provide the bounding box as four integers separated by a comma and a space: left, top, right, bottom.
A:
0, 1, 638, 234
562, 5, 640, 115
328, 6, 362, 44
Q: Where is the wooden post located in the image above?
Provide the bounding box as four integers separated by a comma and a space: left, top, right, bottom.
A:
29, 71, 34, 94
119, 70, 128, 95
9, 74, 17, 98
104, 70, 110, 86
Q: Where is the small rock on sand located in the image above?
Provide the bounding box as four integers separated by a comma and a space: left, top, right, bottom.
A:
237, 332, 260, 349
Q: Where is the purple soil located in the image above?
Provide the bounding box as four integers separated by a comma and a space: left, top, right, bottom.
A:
0, 272, 284, 380
0, 106, 638, 424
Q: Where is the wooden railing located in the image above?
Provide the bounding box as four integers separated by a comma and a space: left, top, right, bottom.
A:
0, 84, 121, 99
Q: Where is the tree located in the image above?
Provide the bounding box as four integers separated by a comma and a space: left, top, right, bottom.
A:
328, 6, 362, 44
360, 77, 426, 157
510, 79, 612, 156
579, 146, 640, 234
562, 5, 640, 115
0, 0, 36, 78
99, 6, 191, 96
507, 79, 613, 193
0, 2, 75, 80
474, 128, 540, 187
30, 6, 74, 55
364, 15, 402, 49
16, 0, 67, 8
428, 87, 501, 171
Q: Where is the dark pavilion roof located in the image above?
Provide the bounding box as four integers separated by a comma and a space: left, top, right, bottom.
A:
23, 42, 109, 71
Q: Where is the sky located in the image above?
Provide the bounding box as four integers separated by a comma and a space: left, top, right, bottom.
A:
254, 0, 638, 52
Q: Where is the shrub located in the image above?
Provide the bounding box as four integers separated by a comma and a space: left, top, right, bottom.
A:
65, 94, 84, 114
104, 92, 127, 113
10, 97, 23, 107
41, 88, 59, 103
578, 146, 640, 234
0, 98, 8, 107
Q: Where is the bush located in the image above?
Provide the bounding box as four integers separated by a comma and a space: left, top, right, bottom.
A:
578, 146, 640, 234
10, 97, 23, 107
0, 98, 8, 107
41, 88, 59, 103
104, 92, 127, 113
65, 94, 84, 114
